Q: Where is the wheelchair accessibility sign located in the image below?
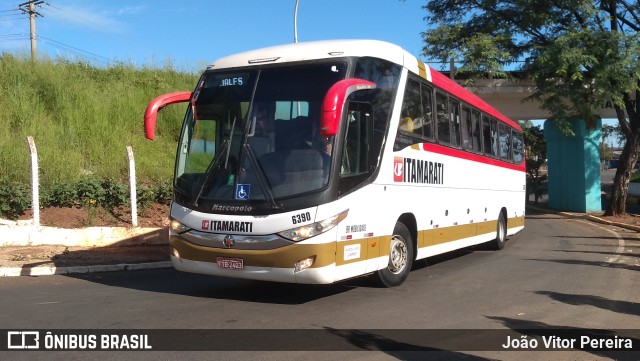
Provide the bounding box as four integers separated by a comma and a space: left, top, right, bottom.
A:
235, 184, 251, 200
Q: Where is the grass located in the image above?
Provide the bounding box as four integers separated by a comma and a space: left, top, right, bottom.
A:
0, 53, 199, 187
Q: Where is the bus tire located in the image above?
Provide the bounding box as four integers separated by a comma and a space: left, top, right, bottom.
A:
376, 222, 414, 287
490, 211, 507, 250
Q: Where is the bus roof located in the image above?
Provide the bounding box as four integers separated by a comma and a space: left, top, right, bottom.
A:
208, 39, 520, 131
208, 39, 407, 69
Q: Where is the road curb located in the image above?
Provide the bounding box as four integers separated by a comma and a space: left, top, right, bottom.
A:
0, 261, 173, 277
526, 204, 640, 232
0, 221, 172, 277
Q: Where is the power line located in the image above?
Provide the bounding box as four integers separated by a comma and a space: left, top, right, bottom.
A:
0, 16, 23, 21
0, 33, 27, 38
39, 35, 111, 62
43, 2, 61, 11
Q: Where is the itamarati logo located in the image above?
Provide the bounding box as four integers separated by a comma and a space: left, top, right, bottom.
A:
393, 156, 444, 184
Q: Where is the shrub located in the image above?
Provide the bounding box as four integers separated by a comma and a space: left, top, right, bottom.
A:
0, 177, 172, 220
0, 179, 30, 219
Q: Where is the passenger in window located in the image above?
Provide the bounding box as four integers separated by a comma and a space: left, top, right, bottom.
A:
399, 116, 414, 132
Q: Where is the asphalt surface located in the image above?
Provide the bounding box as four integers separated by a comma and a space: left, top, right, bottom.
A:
1, 208, 638, 360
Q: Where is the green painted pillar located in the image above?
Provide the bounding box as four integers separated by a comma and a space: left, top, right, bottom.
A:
544, 117, 602, 212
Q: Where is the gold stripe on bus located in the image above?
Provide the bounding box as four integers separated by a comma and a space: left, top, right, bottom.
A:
170, 236, 336, 269
337, 216, 523, 264
173, 216, 524, 269
417, 59, 427, 79
508, 216, 525, 229
476, 220, 498, 237
420, 223, 476, 247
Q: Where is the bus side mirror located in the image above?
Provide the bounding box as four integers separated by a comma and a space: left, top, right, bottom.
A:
144, 91, 192, 140
321, 78, 376, 137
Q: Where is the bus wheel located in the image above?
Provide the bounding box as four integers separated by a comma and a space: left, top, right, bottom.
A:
490, 211, 507, 250
376, 222, 414, 287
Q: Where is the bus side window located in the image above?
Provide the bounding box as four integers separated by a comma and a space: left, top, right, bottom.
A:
450, 99, 461, 147
490, 118, 498, 157
353, 57, 401, 168
471, 110, 482, 153
421, 84, 434, 139
481, 115, 494, 157
397, 78, 423, 138
339, 102, 373, 196
499, 123, 512, 161
513, 130, 524, 164
461, 106, 472, 151
436, 92, 449, 144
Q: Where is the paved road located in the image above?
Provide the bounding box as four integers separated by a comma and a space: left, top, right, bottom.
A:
1, 209, 638, 360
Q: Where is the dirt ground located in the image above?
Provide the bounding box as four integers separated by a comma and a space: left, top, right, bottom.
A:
17, 203, 171, 229
598, 212, 640, 227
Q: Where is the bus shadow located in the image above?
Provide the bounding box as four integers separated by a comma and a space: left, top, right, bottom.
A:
412, 248, 476, 272
65, 268, 363, 304
61, 244, 483, 304
51, 234, 506, 303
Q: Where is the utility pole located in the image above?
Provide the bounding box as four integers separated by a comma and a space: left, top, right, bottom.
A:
18, 0, 44, 62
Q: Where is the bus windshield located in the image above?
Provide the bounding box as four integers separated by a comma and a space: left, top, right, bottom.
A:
175, 62, 348, 205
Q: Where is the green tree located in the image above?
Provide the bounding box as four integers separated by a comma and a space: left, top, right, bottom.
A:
422, 0, 640, 216
522, 124, 547, 204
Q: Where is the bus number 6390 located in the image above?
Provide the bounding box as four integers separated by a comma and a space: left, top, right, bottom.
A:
292, 212, 312, 225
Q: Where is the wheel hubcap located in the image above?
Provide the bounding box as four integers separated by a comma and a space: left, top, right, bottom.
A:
388, 236, 408, 274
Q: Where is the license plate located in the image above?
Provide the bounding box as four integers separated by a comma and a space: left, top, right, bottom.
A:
216, 257, 244, 270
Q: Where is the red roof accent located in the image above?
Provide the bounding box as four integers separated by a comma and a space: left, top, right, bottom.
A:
429, 69, 522, 131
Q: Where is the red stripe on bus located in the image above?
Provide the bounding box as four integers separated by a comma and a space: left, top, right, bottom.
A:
429, 69, 522, 131
421, 142, 526, 172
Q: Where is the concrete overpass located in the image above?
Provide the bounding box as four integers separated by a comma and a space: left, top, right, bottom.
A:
458, 78, 621, 121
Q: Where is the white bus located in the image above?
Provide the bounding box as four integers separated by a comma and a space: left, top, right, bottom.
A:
144, 40, 525, 287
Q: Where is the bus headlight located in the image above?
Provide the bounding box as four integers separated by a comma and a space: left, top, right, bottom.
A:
170, 219, 190, 234
278, 210, 348, 242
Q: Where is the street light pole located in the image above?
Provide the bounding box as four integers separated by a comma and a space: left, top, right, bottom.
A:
294, 0, 299, 43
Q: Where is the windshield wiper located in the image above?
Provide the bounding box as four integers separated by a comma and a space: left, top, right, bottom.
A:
192, 116, 237, 207
234, 69, 279, 209
242, 144, 281, 210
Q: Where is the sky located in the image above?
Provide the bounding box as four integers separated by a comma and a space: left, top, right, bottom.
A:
0, 0, 430, 72
0, 0, 621, 143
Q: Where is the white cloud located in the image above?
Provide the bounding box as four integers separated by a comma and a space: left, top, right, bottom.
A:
44, 2, 133, 35
112, 5, 145, 16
